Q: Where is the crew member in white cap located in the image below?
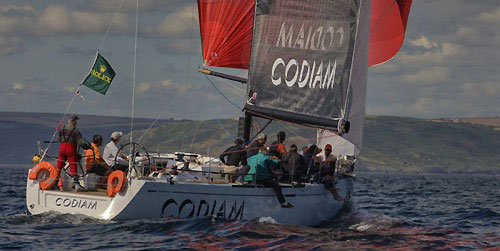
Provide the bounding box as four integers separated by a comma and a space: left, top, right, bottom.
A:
246, 133, 267, 159
103, 131, 128, 170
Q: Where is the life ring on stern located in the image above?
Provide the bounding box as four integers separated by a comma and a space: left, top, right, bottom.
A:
28, 161, 59, 190
107, 170, 127, 197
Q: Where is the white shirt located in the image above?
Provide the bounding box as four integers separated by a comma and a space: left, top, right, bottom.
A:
103, 141, 127, 166
316, 153, 336, 168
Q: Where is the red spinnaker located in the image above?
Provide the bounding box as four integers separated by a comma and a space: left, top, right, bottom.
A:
198, 0, 412, 69
198, 0, 254, 69
368, 0, 413, 66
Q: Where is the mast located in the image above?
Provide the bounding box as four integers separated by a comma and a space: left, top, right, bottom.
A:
242, 112, 252, 144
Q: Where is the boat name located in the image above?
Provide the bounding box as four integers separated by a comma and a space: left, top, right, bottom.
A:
270, 22, 345, 89
161, 199, 244, 220
271, 58, 337, 89
55, 197, 97, 210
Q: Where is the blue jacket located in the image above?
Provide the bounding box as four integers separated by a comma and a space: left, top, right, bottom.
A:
244, 153, 278, 182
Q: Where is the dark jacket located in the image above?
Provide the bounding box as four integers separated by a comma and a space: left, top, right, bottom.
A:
281, 150, 305, 176
219, 145, 246, 166
246, 140, 264, 159
58, 125, 90, 149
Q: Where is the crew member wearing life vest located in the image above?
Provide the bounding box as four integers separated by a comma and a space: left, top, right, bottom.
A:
57, 115, 90, 191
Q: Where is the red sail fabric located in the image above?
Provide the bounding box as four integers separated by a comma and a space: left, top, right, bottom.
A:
368, 0, 413, 66
198, 0, 255, 69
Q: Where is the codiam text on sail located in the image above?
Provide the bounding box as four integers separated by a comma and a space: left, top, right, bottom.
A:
271, 22, 345, 89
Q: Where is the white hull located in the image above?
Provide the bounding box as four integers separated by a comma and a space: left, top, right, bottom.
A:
26, 172, 354, 226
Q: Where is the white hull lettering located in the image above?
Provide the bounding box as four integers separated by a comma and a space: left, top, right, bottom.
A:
55, 197, 97, 210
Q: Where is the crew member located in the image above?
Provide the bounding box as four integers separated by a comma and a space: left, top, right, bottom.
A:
303, 144, 322, 176
269, 131, 287, 159
319, 144, 343, 201
220, 138, 248, 182
84, 134, 111, 188
246, 133, 266, 158
103, 131, 128, 171
57, 115, 90, 191
245, 147, 293, 208
281, 144, 305, 182
220, 138, 246, 167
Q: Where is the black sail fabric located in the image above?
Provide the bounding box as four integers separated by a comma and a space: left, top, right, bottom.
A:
246, 0, 361, 128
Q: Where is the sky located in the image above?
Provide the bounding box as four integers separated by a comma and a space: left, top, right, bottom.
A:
0, 0, 498, 121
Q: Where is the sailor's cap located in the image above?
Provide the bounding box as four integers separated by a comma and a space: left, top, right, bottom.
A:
110, 131, 123, 140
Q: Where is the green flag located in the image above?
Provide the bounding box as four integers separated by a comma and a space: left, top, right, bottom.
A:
81, 53, 116, 95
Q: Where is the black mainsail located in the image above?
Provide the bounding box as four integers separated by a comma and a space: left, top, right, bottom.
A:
245, 0, 364, 131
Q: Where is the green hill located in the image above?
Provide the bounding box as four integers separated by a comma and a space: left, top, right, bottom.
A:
132, 116, 500, 174
2, 112, 499, 173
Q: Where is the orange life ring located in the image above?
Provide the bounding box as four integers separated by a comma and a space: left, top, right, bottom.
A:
107, 170, 126, 197
28, 161, 59, 190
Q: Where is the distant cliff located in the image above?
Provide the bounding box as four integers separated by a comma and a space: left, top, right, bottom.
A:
1, 112, 499, 173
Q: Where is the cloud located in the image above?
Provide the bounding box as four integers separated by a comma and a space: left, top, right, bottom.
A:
477, 7, 500, 23
154, 4, 198, 38
0, 37, 25, 55
153, 38, 201, 55
461, 81, 500, 98
12, 83, 24, 90
79, 0, 189, 13
58, 45, 97, 56
396, 67, 451, 84
0, 4, 132, 37
136, 78, 179, 94
409, 36, 438, 49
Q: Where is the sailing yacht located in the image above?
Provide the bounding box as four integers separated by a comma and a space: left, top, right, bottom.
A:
26, 0, 412, 226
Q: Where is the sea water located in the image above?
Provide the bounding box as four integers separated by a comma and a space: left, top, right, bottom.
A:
1, 167, 498, 250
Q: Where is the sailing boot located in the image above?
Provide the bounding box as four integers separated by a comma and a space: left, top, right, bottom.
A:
73, 176, 86, 192
331, 188, 344, 201
281, 202, 294, 208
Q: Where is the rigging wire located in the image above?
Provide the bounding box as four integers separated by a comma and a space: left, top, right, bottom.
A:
218, 76, 246, 91
98, 0, 125, 51
205, 75, 242, 111
136, 95, 178, 144
130, 0, 139, 148
181, 3, 196, 151
217, 118, 236, 140
39, 0, 124, 162
188, 122, 200, 153
216, 77, 247, 99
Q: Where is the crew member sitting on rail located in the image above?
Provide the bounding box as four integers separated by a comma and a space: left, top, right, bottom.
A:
246, 133, 266, 158
245, 147, 294, 208
103, 131, 129, 172
220, 138, 249, 182
85, 134, 111, 188
57, 115, 91, 191
220, 138, 247, 166
318, 144, 343, 201
303, 144, 322, 177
